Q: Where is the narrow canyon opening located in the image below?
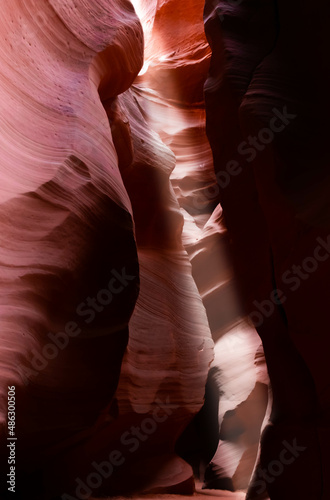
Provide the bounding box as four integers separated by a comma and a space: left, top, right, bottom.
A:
0, 1, 329, 500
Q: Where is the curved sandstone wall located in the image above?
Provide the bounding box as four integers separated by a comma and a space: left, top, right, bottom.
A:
0, 2, 214, 498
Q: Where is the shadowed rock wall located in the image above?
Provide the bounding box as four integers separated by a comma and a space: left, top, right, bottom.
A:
204, 1, 330, 498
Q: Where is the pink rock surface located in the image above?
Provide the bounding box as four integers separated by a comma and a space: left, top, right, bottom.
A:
3, 0, 325, 498
0, 1, 143, 496
131, 1, 269, 492
0, 1, 214, 498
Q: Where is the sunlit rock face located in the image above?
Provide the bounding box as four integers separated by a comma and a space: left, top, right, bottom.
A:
0, 1, 214, 498
204, 1, 330, 498
101, 2, 215, 494
129, 0, 269, 493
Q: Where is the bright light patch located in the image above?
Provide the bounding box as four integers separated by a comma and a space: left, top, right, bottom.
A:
130, 0, 144, 22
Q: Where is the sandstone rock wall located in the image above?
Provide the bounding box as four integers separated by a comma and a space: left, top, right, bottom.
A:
0, 2, 214, 498
204, 1, 330, 498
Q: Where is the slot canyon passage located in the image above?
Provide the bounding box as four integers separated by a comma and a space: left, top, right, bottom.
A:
0, 0, 330, 499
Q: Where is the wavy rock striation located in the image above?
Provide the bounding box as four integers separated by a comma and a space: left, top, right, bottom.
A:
131, 0, 269, 492
0, 1, 214, 498
0, 1, 144, 498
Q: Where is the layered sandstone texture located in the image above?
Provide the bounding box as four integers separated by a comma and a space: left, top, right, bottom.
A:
0, 2, 214, 499
129, 0, 269, 494
1, 0, 324, 499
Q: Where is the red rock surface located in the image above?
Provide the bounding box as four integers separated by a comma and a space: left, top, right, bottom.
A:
130, 1, 269, 493
1, 0, 327, 499
0, 1, 213, 498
